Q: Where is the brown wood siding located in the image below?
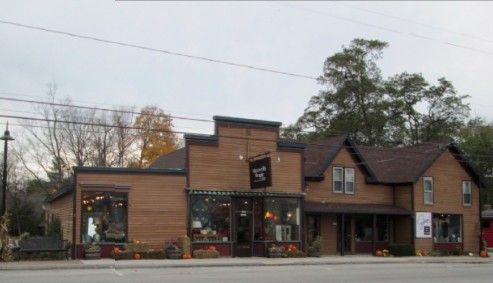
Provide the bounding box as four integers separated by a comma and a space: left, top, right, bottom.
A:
75, 172, 187, 250
46, 193, 73, 243
394, 215, 412, 244
188, 124, 303, 193
394, 185, 413, 210
306, 147, 393, 205
413, 150, 481, 252
320, 214, 338, 254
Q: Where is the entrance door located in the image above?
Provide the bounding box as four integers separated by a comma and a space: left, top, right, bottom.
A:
235, 212, 252, 257
337, 215, 352, 254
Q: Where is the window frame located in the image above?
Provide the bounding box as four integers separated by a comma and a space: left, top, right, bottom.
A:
333, 167, 344, 193
462, 181, 472, 206
423, 177, 434, 205
344, 168, 355, 194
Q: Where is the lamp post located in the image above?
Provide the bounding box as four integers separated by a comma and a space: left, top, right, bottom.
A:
1, 123, 14, 216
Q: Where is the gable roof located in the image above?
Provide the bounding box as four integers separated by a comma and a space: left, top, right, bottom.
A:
303, 136, 484, 187
303, 135, 375, 181
357, 141, 484, 186
149, 147, 186, 169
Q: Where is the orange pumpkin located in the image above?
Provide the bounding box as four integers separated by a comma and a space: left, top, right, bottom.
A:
479, 250, 488, 257
375, 250, 383, 256
134, 253, 141, 260
182, 253, 192, 259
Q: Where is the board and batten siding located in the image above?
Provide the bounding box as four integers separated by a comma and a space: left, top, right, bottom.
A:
75, 172, 186, 250
413, 150, 480, 252
188, 124, 303, 193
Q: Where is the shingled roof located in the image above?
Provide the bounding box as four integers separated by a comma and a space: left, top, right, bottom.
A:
149, 147, 186, 169
303, 137, 483, 186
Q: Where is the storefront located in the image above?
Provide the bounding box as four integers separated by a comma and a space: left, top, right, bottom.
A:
188, 190, 304, 257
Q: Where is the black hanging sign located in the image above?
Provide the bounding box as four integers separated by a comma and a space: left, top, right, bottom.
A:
249, 157, 272, 189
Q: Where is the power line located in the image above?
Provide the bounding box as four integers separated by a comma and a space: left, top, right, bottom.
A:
275, 2, 493, 56
0, 20, 318, 81
332, 1, 493, 44
0, 96, 213, 124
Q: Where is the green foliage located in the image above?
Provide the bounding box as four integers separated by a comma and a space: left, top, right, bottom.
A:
284, 38, 470, 147
46, 216, 62, 237
386, 244, 415, 257
309, 236, 323, 252
8, 194, 44, 237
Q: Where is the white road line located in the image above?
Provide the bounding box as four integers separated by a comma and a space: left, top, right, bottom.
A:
111, 267, 124, 277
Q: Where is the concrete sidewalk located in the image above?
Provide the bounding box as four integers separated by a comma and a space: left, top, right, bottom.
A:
1, 255, 492, 271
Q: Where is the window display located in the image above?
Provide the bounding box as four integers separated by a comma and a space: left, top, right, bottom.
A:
191, 196, 231, 242
81, 192, 127, 244
433, 214, 462, 243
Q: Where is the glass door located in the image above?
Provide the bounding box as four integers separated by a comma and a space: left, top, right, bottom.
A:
337, 215, 352, 254
235, 212, 252, 257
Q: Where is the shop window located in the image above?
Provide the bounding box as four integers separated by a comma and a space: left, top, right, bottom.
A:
424, 177, 434, 204
81, 192, 127, 244
433, 214, 462, 243
191, 196, 231, 242
462, 181, 472, 206
355, 215, 388, 242
264, 198, 300, 242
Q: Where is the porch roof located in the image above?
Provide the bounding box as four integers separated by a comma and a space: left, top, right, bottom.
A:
186, 188, 305, 198
305, 201, 411, 215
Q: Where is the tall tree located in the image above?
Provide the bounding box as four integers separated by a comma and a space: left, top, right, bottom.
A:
131, 106, 178, 168
458, 117, 493, 206
292, 39, 389, 145
285, 38, 470, 147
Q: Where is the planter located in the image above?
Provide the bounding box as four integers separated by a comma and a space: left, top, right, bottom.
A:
85, 246, 101, 260
307, 251, 321, 257
268, 250, 284, 258
166, 250, 183, 259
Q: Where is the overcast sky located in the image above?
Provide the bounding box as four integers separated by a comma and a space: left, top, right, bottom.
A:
1, 1, 493, 138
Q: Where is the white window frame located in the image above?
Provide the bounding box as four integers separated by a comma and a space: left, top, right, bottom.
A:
423, 177, 434, 205
344, 168, 355, 194
462, 181, 472, 206
333, 167, 343, 193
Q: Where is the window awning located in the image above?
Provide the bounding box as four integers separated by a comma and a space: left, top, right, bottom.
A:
186, 188, 305, 198
306, 201, 411, 215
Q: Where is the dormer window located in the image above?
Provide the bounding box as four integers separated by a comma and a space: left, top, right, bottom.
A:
333, 167, 355, 194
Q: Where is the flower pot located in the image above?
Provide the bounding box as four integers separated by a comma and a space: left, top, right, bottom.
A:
268, 250, 283, 258
85, 246, 101, 260
308, 251, 320, 257
166, 250, 183, 259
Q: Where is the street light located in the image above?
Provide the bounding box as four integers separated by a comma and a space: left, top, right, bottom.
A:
1, 122, 14, 216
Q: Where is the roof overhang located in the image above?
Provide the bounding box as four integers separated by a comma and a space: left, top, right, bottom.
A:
306, 201, 411, 215
186, 188, 305, 198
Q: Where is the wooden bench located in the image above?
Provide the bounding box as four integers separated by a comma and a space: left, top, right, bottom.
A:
14, 237, 70, 260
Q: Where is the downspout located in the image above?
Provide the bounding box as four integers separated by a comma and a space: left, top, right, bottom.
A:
341, 215, 345, 256
411, 183, 416, 249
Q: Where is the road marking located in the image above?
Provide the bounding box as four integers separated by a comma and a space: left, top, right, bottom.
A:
111, 267, 124, 277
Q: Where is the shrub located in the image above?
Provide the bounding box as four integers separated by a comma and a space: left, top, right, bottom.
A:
386, 244, 415, 257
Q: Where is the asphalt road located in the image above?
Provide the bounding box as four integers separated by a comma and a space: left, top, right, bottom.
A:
1, 262, 492, 283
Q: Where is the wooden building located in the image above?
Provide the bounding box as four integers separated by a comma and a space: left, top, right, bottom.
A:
46, 115, 484, 258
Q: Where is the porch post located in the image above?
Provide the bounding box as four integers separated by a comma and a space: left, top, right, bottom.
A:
372, 214, 377, 254
341, 214, 345, 256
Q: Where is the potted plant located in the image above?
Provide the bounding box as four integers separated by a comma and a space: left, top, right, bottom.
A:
268, 244, 284, 258
308, 236, 322, 257
165, 242, 182, 259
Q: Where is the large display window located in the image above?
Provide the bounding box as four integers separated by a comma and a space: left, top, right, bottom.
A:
191, 196, 231, 242
433, 214, 462, 243
263, 198, 301, 242
355, 215, 388, 242
81, 191, 127, 244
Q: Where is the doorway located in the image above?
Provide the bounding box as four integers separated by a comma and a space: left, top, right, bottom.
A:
235, 212, 252, 257
337, 215, 352, 254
